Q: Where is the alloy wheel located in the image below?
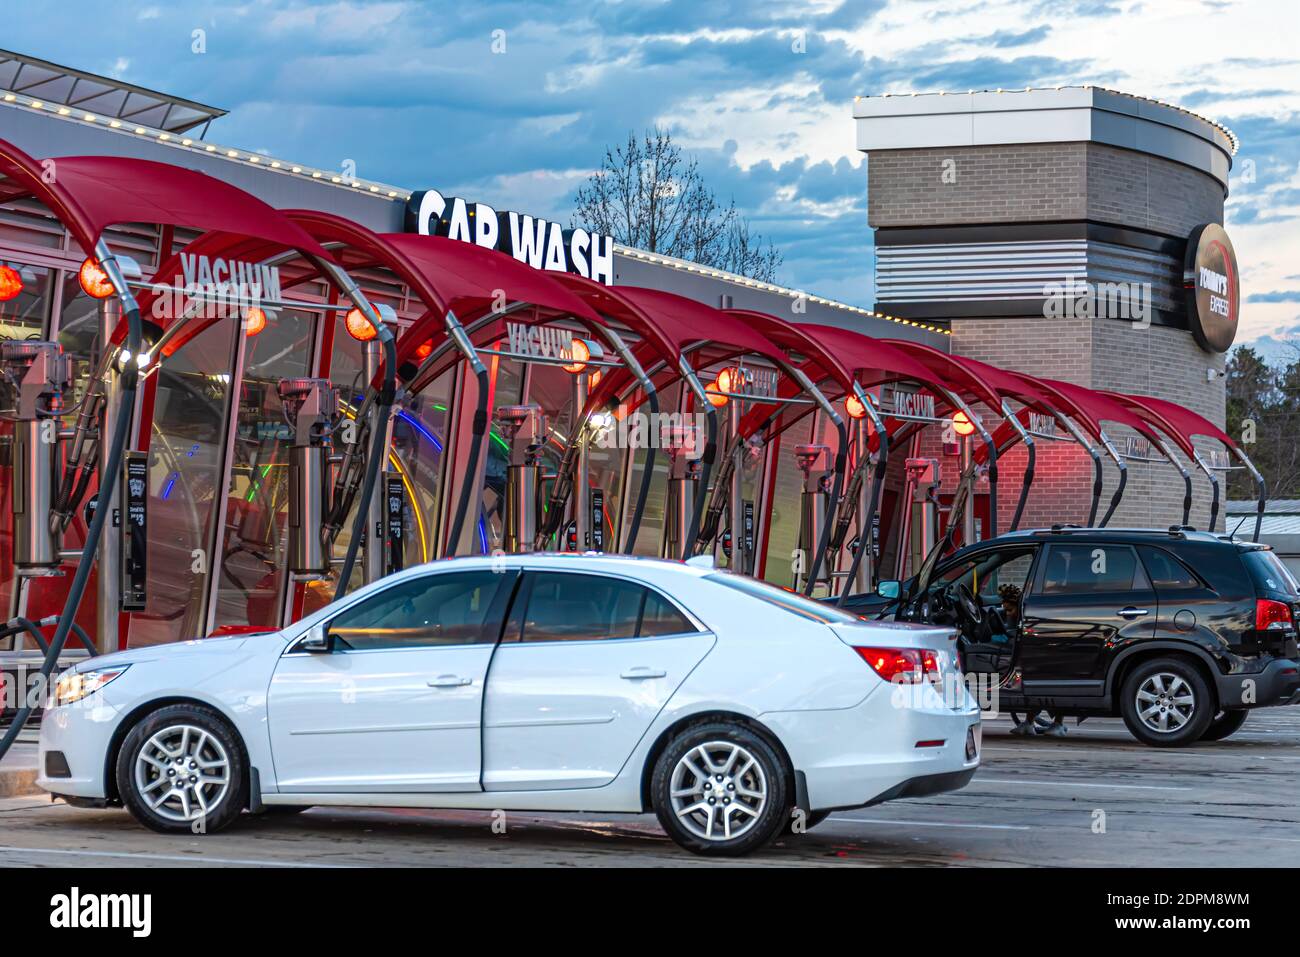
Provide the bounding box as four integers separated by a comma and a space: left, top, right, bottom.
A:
669, 741, 767, 841
1135, 672, 1196, 734
132, 723, 232, 823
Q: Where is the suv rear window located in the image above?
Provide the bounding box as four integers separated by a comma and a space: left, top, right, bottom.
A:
1240, 548, 1300, 597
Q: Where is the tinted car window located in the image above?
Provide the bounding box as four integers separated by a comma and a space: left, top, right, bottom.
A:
934, 548, 1037, 601
1138, 546, 1203, 591
328, 571, 508, 650
520, 573, 645, 642
1241, 548, 1300, 597
1039, 544, 1147, 595
640, 591, 696, 636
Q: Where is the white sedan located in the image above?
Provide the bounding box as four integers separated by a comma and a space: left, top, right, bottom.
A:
38, 554, 980, 856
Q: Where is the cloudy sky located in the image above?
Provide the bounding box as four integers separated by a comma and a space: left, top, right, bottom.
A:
6, 0, 1299, 351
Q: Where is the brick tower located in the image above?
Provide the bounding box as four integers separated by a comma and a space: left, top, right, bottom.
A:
854, 87, 1237, 530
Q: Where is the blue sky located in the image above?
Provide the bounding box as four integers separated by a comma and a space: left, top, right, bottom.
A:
5, 0, 1299, 350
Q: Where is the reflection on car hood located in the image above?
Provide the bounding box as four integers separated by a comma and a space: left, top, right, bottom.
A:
68, 634, 274, 672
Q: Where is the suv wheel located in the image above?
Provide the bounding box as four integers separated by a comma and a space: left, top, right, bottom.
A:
116, 703, 246, 834
1119, 658, 1214, 748
651, 722, 791, 856
1200, 709, 1249, 742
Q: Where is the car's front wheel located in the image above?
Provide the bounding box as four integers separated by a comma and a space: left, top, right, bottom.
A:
651, 722, 791, 856
116, 703, 246, 834
1119, 658, 1214, 748
1200, 709, 1249, 742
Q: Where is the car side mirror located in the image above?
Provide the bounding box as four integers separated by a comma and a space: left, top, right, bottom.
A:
296, 625, 334, 654
876, 580, 901, 600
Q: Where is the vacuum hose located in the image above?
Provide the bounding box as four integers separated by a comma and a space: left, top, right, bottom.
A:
445, 364, 489, 557
0, 294, 141, 760
334, 335, 397, 599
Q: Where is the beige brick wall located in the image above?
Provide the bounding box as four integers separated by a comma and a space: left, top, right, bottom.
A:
865, 137, 1228, 533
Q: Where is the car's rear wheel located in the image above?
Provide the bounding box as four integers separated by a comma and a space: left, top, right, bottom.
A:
116, 703, 246, 834
1200, 709, 1249, 742
1119, 658, 1213, 748
651, 722, 791, 856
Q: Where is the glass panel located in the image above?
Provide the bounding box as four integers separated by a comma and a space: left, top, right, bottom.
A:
1039, 544, 1142, 595
130, 317, 236, 646
211, 308, 315, 631
519, 571, 644, 642
391, 370, 452, 569
327, 570, 508, 649
480, 355, 524, 554
763, 412, 813, 587
0, 263, 54, 625
640, 591, 696, 636
625, 381, 680, 557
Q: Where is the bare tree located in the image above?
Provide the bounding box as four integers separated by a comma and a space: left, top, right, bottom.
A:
573, 128, 783, 283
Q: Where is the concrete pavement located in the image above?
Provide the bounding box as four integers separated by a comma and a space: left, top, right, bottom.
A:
2, 709, 1298, 867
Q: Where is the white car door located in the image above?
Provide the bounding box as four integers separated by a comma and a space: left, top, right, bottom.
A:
482, 570, 713, 791
268, 569, 516, 793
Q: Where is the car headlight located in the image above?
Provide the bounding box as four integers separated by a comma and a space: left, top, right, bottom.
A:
54, 665, 130, 706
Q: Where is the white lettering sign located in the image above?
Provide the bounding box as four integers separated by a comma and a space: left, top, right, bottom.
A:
408, 190, 614, 285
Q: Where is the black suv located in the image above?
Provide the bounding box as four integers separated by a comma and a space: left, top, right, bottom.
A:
842, 527, 1300, 747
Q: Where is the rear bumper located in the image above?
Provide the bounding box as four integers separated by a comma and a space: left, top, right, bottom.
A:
865, 766, 978, 805
762, 681, 981, 813
1216, 657, 1300, 709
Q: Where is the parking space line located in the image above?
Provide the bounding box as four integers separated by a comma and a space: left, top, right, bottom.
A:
983, 745, 1298, 760
831, 816, 1032, 831
0, 845, 352, 867
974, 776, 1191, 791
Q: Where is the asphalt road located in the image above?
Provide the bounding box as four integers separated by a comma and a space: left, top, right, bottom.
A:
3, 709, 1298, 868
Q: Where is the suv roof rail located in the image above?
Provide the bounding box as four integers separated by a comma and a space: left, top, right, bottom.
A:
1168, 525, 1196, 537
1049, 523, 1083, 533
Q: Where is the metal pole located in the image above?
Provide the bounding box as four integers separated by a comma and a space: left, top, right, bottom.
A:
573, 372, 589, 550
960, 433, 976, 545
362, 339, 392, 583
96, 298, 124, 654
728, 400, 746, 572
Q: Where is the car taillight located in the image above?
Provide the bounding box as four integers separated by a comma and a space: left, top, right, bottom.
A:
1255, 598, 1293, 632
855, 646, 942, 684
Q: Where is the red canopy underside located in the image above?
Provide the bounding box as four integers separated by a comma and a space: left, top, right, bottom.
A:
2, 151, 328, 258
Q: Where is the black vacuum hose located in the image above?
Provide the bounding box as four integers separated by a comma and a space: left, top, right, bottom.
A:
622, 387, 658, 553
682, 409, 718, 561
334, 335, 397, 599
0, 301, 141, 760
444, 364, 490, 558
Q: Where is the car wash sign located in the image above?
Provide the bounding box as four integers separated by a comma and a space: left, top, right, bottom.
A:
1184, 223, 1239, 354
406, 189, 615, 285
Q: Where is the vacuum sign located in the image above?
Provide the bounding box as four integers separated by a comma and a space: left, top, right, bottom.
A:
1184, 223, 1239, 354
406, 189, 615, 285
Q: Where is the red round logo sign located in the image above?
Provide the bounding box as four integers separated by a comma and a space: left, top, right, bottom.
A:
1183, 223, 1239, 353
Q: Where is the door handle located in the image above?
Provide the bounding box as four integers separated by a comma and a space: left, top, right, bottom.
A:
620, 667, 667, 680
1117, 607, 1149, 620
428, 675, 472, 688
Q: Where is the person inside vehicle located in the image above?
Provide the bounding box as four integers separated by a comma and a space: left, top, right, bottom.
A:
995, 583, 1068, 738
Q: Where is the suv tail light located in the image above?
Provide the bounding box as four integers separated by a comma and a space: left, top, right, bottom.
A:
1255, 598, 1294, 632
855, 646, 943, 684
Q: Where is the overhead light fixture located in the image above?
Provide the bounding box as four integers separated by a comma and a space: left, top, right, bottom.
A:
78, 258, 115, 299
244, 307, 267, 337
344, 307, 379, 341
0, 264, 24, 302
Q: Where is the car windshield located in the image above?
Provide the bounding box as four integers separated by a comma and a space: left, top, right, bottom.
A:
705, 573, 862, 624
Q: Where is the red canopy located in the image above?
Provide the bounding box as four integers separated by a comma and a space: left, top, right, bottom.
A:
0, 141, 328, 259
1115, 393, 1235, 449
